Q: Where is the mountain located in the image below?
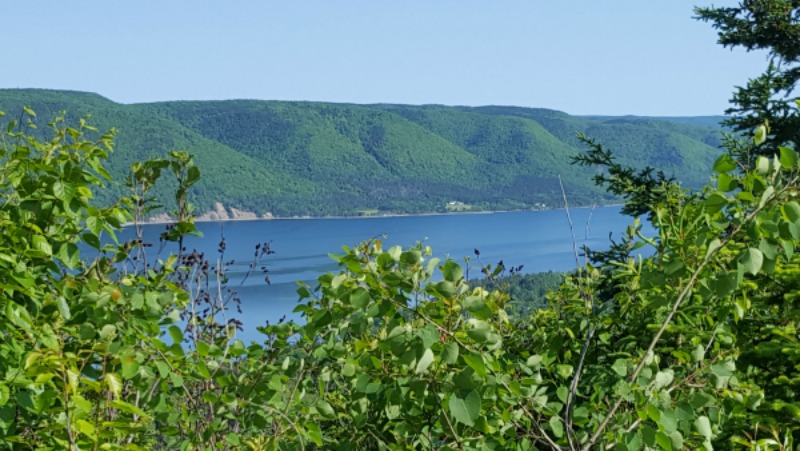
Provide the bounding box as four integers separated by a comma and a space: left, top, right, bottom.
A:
0, 89, 725, 217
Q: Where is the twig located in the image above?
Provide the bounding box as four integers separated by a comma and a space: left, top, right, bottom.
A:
565, 324, 595, 451
434, 383, 464, 450
559, 176, 595, 450
498, 379, 564, 450
559, 176, 581, 270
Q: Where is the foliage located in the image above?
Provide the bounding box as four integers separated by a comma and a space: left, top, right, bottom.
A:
2, 6, 800, 446
470, 271, 565, 315
1, 105, 800, 450
0, 109, 303, 450
696, 1, 800, 149
0, 89, 723, 217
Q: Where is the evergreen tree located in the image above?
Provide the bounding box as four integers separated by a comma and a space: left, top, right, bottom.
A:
696, 1, 800, 151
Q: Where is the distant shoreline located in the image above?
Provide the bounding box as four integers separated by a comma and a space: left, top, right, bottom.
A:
127, 203, 617, 227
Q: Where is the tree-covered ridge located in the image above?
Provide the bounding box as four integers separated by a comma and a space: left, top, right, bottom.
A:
0, 89, 723, 217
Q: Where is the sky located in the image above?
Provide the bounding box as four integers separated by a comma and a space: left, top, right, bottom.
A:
2, 1, 770, 116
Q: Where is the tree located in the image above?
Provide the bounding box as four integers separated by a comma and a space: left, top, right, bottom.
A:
696, 1, 800, 151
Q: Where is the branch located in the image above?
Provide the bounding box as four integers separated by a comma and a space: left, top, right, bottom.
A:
582, 182, 787, 450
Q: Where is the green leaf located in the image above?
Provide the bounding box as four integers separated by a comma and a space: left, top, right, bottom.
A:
705, 238, 722, 260
387, 245, 402, 261
418, 324, 439, 349
415, 348, 434, 374
196, 340, 209, 357
713, 154, 737, 173
121, 354, 140, 379
691, 344, 705, 363
56, 296, 71, 320
305, 422, 323, 447
759, 185, 774, 208
755, 156, 770, 175
658, 408, 678, 433
169, 372, 184, 388
655, 431, 674, 451
168, 325, 183, 344
556, 364, 573, 380
6, 302, 33, 331
668, 430, 684, 450
349, 287, 369, 308
76, 419, 96, 439
710, 271, 737, 298
556, 386, 568, 404
316, 401, 336, 419
717, 172, 737, 192
754, 124, 767, 145
296, 285, 312, 298
31, 235, 52, 256
105, 373, 122, 397
654, 369, 674, 390
694, 416, 712, 439
462, 296, 493, 320
549, 415, 564, 438
711, 360, 735, 377
704, 193, 728, 213
441, 260, 463, 282
462, 354, 487, 379
0, 384, 9, 406
526, 355, 542, 370
739, 248, 764, 276
442, 342, 459, 365
780, 146, 798, 169
448, 390, 481, 426
434, 281, 456, 298
466, 318, 492, 343
109, 400, 149, 419
187, 165, 201, 185
612, 358, 628, 377
39, 324, 59, 350
758, 239, 778, 260
226, 433, 241, 446
783, 201, 800, 225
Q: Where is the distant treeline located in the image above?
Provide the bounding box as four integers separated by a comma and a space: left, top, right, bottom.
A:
0, 89, 725, 217
470, 271, 566, 315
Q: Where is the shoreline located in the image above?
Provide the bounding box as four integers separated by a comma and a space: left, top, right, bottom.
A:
127, 203, 620, 227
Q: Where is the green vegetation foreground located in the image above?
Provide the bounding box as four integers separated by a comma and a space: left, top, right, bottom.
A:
1, 2, 800, 449
0, 108, 798, 450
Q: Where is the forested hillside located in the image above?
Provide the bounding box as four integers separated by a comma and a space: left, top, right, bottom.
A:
0, 89, 723, 217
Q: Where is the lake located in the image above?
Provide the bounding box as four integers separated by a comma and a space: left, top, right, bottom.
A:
120, 206, 648, 343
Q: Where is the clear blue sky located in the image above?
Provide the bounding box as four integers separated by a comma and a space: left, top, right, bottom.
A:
2, 1, 768, 116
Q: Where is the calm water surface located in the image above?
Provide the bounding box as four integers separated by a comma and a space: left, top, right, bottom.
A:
122, 207, 649, 343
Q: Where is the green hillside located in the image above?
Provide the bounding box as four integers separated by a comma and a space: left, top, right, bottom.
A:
0, 89, 726, 217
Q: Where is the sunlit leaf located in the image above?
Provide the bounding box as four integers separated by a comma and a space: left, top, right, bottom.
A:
415, 348, 434, 374
780, 146, 799, 169
739, 248, 763, 276
754, 123, 767, 145
448, 390, 480, 426
713, 154, 737, 173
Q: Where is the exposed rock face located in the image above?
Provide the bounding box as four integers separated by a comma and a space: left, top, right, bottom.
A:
197, 202, 230, 221
145, 202, 266, 223
146, 212, 173, 223
230, 208, 257, 220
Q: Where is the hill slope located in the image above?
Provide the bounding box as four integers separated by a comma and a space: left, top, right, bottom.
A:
0, 89, 725, 216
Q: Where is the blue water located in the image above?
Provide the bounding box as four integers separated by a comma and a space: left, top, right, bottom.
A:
116, 206, 647, 343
